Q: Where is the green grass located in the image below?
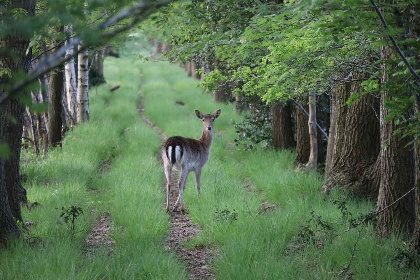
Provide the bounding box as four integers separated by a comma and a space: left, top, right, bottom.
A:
139, 51, 419, 279
1, 32, 418, 280
0, 33, 186, 280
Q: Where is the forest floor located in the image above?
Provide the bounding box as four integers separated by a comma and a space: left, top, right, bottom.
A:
1, 33, 419, 280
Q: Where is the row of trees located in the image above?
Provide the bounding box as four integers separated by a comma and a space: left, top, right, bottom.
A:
142, 0, 420, 251
0, 0, 174, 247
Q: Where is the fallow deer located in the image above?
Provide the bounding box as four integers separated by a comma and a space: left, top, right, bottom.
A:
162, 109, 222, 211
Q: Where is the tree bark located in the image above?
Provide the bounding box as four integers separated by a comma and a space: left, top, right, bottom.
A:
376, 46, 415, 237
186, 61, 192, 77
26, 106, 39, 154
0, 0, 36, 247
156, 41, 163, 54
90, 49, 105, 86
322, 74, 380, 198
234, 94, 246, 114
305, 93, 318, 170
190, 60, 199, 79
64, 25, 77, 126
77, 43, 89, 123
47, 66, 63, 147
295, 101, 310, 164
410, 92, 420, 252
325, 89, 337, 178
271, 101, 294, 150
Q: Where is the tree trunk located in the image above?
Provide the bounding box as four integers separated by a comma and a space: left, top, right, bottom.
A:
325, 88, 337, 178
234, 94, 246, 114
90, 49, 105, 86
322, 74, 380, 198
77, 44, 89, 123
295, 101, 310, 164
64, 25, 77, 126
190, 60, 199, 79
26, 106, 39, 155
156, 42, 163, 54
271, 101, 294, 150
0, 0, 36, 246
410, 92, 420, 252
162, 43, 172, 54
47, 65, 63, 147
305, 93, 318, 170
376, 46, 415, 237
186, 61, 192, 77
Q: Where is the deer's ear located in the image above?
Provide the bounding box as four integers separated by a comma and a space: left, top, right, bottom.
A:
195, 109, 203, 119
213, 109, 221, 119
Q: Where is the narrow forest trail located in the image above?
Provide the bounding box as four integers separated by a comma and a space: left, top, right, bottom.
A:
138, 85, 215, 280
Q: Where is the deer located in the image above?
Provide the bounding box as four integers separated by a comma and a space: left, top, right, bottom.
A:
162, 109, 221, 211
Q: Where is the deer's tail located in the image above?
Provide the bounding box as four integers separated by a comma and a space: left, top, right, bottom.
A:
166, 144, 183, 164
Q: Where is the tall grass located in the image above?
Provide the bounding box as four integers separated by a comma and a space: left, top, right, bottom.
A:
140, 56, 419, 279
0, 33, 186, 280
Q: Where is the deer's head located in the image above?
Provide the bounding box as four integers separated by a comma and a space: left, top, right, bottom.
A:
195, 109, 221, 133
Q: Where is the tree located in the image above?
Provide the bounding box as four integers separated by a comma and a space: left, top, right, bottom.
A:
0, 0, 36, 247
305, 93, 318, 170
64, 25, 77, 126
376, 46, 415, 236
77, 43, 89, 123
0, 0, 175, 247
271, 102, 294, 150
295, 101, 310, 164
47, 64, 64, 146
322, 73, 380, 198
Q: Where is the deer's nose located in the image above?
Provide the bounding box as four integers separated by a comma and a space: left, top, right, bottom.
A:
207, 126, 212, 131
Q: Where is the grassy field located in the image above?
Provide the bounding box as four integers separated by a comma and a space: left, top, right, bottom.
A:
1, 33, 418, 280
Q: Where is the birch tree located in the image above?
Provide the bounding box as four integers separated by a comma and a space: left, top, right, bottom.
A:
64, 25, 77, 126
77, 43, 89, 123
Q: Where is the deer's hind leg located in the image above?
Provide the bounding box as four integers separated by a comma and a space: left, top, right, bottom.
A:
175, 168, 189, 211
164, 163, 172, 211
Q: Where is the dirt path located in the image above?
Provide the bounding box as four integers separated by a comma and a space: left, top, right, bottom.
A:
84, 155, 116, 256
138, 84, 215, 280
84, 212, 114, 256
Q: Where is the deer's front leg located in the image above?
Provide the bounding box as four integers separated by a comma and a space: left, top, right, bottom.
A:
175, 168, 189, 211
195, 168, 202, 199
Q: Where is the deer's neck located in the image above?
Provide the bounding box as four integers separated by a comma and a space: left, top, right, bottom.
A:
199, 130, 213, 149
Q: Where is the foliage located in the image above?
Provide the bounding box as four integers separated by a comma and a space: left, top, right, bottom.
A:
59, 205, 83, 235
233, 96, 272, 150
213, 206, 238, 223
141, 0, 419, 142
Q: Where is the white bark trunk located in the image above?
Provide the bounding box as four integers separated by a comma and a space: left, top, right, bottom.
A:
64, 25, 77, 125
77, 43, 89, 123
305, 92, 318, 170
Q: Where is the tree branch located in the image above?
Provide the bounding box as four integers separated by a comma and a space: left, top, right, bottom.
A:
1, 0, 174, 105
370, 0, 420, 84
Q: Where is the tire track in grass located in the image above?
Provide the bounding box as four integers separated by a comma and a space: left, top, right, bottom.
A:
138, 78, 215, 280
84, 157, 117, 257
